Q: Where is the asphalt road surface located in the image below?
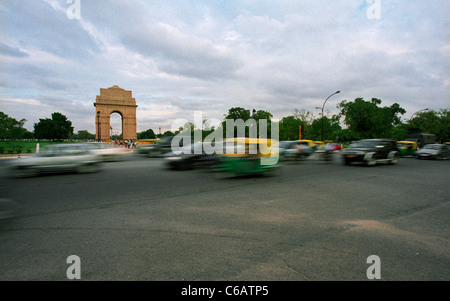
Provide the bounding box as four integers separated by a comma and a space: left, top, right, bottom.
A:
0, 152, 449, 281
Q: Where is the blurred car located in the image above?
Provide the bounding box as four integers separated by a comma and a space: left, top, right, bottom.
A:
8, 144, 101, 177
278, 141, 298, 160
82, 142, 129, 161
279, 140, 313, 160
163, 142, 223, 170
416, 144, 450, 160
136, 136, 173, 157
326, 143, 342, 151
342, 139, 399, 166
138, 136, 192, 157
314, 141, 325, 148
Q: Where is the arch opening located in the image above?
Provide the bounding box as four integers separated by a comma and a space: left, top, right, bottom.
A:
110, 112, 123, 139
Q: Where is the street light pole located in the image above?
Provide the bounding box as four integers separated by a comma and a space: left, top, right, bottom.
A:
321, 90, 340, 141
410, 108, 429, 121
97, 111, 100, 142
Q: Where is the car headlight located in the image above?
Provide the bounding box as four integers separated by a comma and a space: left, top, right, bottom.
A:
357, 151, 366, 155
166, 156, 182, 160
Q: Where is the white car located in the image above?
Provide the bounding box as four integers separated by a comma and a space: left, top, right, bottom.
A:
82, 142, 130, 161
8, 144, 101, 178
416, 144, 450, 160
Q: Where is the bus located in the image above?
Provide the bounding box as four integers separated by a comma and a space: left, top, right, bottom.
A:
406, 133, 436, 148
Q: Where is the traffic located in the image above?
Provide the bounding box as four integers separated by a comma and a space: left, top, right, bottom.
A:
3, 136, 449, 179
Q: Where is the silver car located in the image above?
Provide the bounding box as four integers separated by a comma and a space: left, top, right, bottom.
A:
416, 144, 450, 160
8, 144, 101, 177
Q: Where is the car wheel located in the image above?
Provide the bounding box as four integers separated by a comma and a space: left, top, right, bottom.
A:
77, 163, 99, 174
389, 153, 399, 165
11, 167, 37, 178
365, 156, 376, 166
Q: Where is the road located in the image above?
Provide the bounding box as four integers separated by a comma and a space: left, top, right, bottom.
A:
0, 152, 449, 281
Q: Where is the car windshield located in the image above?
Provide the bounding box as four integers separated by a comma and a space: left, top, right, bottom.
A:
85, 143, 112, 149
279, 141, 291, 148
397, 143, 411, 148
423, 144, 440, 150
38, 145, 88, 156
353, 141, 378, 148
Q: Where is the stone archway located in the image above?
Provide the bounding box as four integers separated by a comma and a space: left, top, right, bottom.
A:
94, 85, 138, 141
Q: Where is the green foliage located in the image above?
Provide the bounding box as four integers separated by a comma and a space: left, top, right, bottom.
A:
223, 107, 252, 121
279, 116, 304, 141
222, 107, 273, 138
308, 116, 342, 141
34, 112, 74, 140
337, 97, 406, 139
0, 141, 67, 154
162, 130, 175, 137
0, 112, 33, 139
137, 128, 157, 139
408, 109, 450, 142
71, 130, 95, 140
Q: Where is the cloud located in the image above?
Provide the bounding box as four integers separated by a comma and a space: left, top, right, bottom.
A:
0, 0, 448, 134
0, 42, 28, 58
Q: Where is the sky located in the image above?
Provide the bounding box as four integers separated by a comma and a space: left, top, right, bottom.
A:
1, 0, 449, 134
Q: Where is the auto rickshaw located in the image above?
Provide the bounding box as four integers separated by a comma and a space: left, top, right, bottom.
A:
214, 138, 281, 177
396, 141, 418, 156
313, 141, 325, 148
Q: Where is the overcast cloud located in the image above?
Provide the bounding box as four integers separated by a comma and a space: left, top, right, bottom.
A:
0, 0, 449, 133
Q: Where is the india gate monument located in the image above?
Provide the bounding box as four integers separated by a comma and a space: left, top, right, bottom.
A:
94, 85, 138, 141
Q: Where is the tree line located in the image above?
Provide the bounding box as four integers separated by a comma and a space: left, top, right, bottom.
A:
1, 97, 449, 143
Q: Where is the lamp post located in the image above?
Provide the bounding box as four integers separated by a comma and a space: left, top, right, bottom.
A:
320, 90, 340, 141
97, 111, 100, 141
410, 108, 429, 121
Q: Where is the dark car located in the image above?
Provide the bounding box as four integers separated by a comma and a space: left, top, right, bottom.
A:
163, 142, 223, 170
416, 144, 450, 160
278, 140, 314, 161
342, 139, 399, 166
138, 136, 192, 157
138, 136, 174, 157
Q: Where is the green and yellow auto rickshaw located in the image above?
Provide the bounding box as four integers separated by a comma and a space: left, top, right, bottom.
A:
214, 138, 281, 177
396, 141, 418, 156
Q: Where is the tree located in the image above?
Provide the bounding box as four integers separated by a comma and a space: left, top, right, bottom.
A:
292, 109, 315, 127
337, 98, 405, 139
222, 107, 251, 138
253, 109, 273, 138
223, 107, 252, 121
279, 116, 304, 141
137, 128, 157, 139
0, 112, 32, 139
162, 130, 175, 137
72, 130, 95, 140
308, 115, 342, 141
408, 109, 450, 142
222, 107, 273, 138
34, 112, 74, 140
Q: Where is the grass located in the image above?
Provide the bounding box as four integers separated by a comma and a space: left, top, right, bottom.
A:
0, 141, 72, 154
